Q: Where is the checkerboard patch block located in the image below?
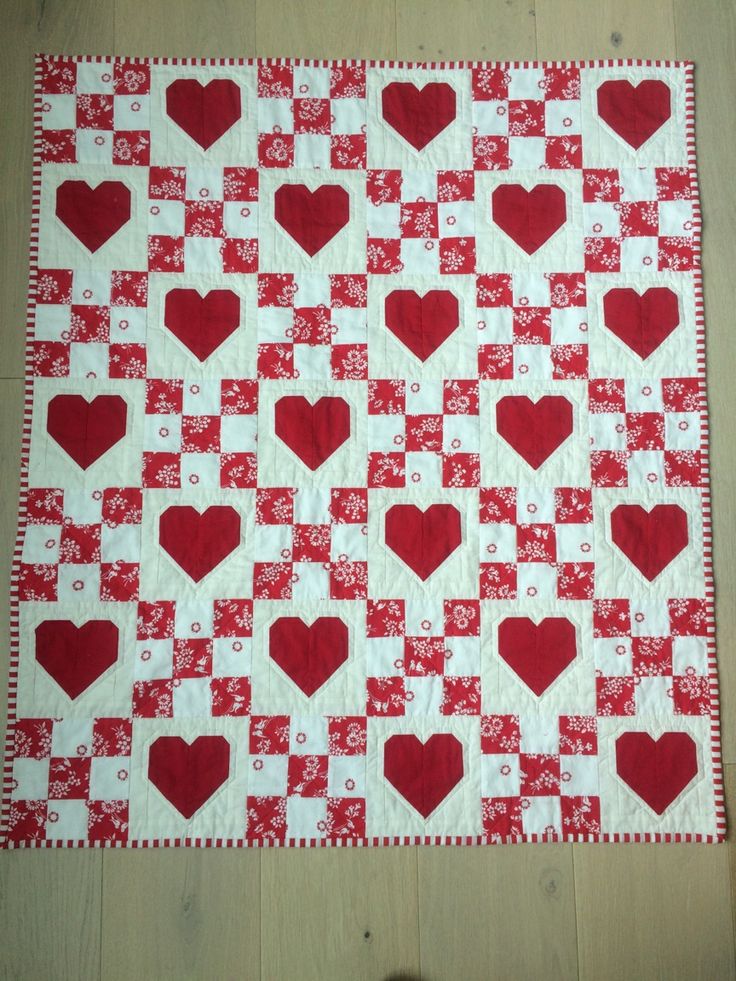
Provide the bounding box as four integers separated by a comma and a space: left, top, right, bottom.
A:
1, 56, 723, 847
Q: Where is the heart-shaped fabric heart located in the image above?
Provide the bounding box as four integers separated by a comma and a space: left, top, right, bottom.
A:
492, 184, 567, 255
47, 394, 128, 470
498, 617, 577, 697
384, 734, 464, 818
35, 620, 119, 700
385, 504, 462, 581
148, 736, 231, 819
274, 395, 351, 470
496, 395, 574, 469
381, 82, 457, 151
603, 287, 680, 360
269, 617, 349, 697
164, 289, 240, 362
159, 506, 241, 582
274, 184, 350, 256
597, 80, 671, 150
616, 732, 697, 814
384, 289, 460, 361
55, 180, 131, 253
166, 79, 242, 150
610, 504, 688, 581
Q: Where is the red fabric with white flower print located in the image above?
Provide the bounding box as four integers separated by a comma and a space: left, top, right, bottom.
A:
0, 55, 723, 847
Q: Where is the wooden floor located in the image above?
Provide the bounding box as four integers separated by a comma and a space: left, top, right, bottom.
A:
1, 1, 735, 978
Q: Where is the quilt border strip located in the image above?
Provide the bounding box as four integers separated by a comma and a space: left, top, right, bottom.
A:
0, 55, 725, 847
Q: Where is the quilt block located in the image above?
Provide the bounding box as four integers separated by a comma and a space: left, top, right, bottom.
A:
0, 55, 724, 846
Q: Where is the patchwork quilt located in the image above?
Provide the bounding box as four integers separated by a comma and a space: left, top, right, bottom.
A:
0, 55, 724, 846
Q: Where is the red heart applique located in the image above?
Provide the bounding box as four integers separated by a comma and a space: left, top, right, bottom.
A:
597, 80, 671, 150
384, 289, 460, 361
603, 287, 680, 359
166, 79, 242, 150
164, 289, 240, 362
385, 504, 462, 580
616, 732, 698, 814
610, 504, 688, 581
498, 617, 577, 696
55, 180, 131, 252
269, 617, 349, 697
275, 184, 350, 256
496, 395, 574, 469
47, 394, 128, 470
381, 82, 457, 151
492, 184, 567, 254
35, 620, 118, 700
384, 734, 464, 818
274, 395, 351, 470
148, 736, 231, 819
159, 506, 241, 582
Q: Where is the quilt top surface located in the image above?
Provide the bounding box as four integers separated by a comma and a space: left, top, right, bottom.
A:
0, 55, 724, 847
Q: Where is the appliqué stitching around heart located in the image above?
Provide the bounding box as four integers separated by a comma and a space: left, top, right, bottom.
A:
35, 620, 119, 699
164, 288, 241, 362
274, 395, 351, 470
384, 289, 460, 361
274, 184, 351, 256
148, 736, 232, 818
495, 395, 574, 469
166, 79, 243, 150
492, 184, 568, 255
55, 180, 132, 252
381, 82, 458, 151
158, 505, 242, 582
46, 394, 128, 470
602, 287, 680, 359
596, 80, 672, 150
615, 732, 699, 814
497, 617, 577, 696
269, 616, 349, 696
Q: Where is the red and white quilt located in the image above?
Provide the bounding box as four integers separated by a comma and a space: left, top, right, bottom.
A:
0, 55, 724, 847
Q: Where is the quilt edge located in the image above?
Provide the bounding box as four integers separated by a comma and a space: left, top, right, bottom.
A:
29, 53, 695, 69
683, 62, 727, 841
1, 830, 729, 848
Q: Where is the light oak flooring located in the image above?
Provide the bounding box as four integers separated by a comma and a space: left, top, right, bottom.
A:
1, 1, 735, 978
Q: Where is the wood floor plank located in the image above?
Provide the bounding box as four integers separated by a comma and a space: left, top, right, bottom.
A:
101, 849, 261, 981
396, 0, 536, 61
0, 851, 103, 981
574, 842, 735, 980
24, 0, 115, 48
726, 765, 736, 947
0, 15, 31, 381
535, 0, 676, 59
260, 848, 420, 981
255, 0, 395, 60
114, 0, 256, 57
674, 0, 736, 766
417, 846, 577, 981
